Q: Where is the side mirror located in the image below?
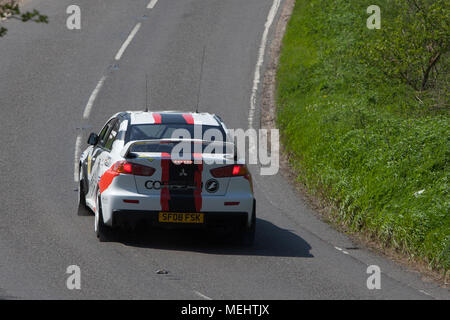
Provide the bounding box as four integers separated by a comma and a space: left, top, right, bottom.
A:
87, 133, 99, 146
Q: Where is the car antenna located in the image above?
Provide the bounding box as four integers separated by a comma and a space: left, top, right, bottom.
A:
145, 74, 149, 112
195, 46, 206, 113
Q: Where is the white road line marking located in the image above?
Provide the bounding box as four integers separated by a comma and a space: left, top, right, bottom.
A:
83, 75, 107, 119
335, 246, 350, 254
419, 290, 432, 297
115, 23, 142, 61
74, 134, 82, 182
248, 0, 281, 129
193, 290, 213, 300
147, 0, 158, 9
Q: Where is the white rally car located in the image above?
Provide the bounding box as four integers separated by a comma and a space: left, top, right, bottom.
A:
78, 111, 255, 244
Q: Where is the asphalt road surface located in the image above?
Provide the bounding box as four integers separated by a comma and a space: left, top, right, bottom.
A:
0, 0, 448, 299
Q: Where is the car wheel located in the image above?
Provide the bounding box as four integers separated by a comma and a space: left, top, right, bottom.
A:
78, 180, 86, 207
95, 191, 109, 242
77, 168, 90, 216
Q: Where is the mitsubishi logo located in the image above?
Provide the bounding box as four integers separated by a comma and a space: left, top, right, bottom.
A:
179, 168, 188, 177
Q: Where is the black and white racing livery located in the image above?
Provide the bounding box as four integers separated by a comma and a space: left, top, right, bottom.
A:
79, 111, 255, 244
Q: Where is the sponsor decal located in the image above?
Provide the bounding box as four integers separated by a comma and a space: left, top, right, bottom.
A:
205, 179, 219, 193
137, 155, 154, 165
173, 160, 193, 165
145, 180, 199, 191
87, 155, 92, 175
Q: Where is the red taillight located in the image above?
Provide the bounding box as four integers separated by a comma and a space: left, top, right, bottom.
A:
210, 165, 249, 178
111, 161, 155, 176
123, 163, 132, 173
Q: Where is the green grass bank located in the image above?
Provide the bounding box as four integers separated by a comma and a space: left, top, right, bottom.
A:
276, 0, 449, 272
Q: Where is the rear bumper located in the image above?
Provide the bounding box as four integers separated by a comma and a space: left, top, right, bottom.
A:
112, 210, 249, 230
100, 187, 255, 227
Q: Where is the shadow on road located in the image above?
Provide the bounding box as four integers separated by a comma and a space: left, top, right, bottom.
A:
106, 218, 313, 258
0, 288, 16, 300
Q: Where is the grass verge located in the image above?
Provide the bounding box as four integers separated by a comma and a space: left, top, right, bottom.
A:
276, 0, 449, 273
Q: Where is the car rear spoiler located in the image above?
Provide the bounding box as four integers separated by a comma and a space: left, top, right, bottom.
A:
120, 139, 235, 159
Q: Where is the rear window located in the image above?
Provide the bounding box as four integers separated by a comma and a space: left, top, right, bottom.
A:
127, 124, 227, 142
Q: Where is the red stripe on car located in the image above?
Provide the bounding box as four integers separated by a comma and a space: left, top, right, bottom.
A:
182, 113, 194, 124
152, 113, 162, 124
160, 158, 170, 211
193, 153, 203, 212
99, 169, 119, 194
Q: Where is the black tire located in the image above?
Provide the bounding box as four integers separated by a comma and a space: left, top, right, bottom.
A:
78, 181, 87, 207
238, 201, 256, 246
95, 192, 109, 242
77, 168, 90, 216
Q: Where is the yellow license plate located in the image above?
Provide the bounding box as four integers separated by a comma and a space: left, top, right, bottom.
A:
158, 212, 204, 224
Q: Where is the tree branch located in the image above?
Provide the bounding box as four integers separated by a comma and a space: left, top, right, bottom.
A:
0, 2, 48, 37
422, 51, 441, 90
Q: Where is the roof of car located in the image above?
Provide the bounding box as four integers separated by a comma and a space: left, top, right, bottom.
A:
124, 111, 221, 126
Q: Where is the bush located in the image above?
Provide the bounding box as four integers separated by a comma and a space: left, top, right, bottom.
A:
359, 0, 449, 101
